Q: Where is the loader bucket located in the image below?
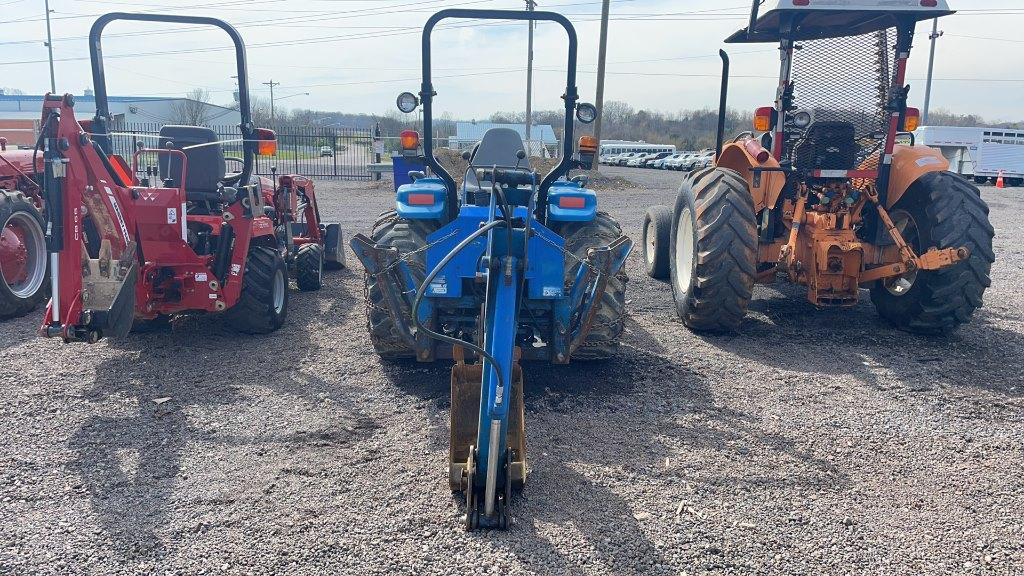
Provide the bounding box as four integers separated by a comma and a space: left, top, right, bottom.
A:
449, 346, 526, 492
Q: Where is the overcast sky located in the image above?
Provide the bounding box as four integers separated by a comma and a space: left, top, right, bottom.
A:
2, 0, 1022, 122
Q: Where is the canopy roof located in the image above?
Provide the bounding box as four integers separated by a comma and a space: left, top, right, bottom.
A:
725, 0, 954, 43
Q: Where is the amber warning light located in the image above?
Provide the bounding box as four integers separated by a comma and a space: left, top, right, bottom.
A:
400, 130, 420, 151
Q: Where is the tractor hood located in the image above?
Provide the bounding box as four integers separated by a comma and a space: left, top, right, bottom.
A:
726, 0, 954, 43
0, 148, 43, 180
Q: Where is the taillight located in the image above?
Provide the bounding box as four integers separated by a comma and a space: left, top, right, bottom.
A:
901, 107, 921, 132
400, 130, 420, 151
558, 196, 586, 209
792, 0, 810, 6
920, 0, 938, 7
255, 127, 277, 156
407, 193, 435, 206
753, 107, 774, 132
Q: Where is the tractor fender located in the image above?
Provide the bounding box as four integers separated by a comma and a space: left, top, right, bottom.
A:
715, 141, 786, 213
885, 145, 950, 209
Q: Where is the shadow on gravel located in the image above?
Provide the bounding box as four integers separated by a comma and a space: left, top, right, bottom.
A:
382, 340, 847, 572
66, 272, 360, 561
705, 286, 1024, 399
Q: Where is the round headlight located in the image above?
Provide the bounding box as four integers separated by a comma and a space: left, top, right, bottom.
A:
396, 92, 419, 114
792, 110, 812, 129
576, 102, 597, 124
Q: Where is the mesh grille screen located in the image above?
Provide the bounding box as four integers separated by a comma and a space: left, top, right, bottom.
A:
787, 28, 897, 170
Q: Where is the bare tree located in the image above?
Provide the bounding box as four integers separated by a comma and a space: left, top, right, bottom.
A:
250, 96, 273, 127
169, 88, 213, 125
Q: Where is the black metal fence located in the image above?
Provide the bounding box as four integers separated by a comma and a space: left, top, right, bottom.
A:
110, 122, 376, 180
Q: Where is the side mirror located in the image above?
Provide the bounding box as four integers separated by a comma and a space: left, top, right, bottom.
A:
462, 150, 472, 160
255, 128, 277, 156
516, 149, 526, 160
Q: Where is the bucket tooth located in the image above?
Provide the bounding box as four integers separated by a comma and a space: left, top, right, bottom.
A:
448, 346, 526, 495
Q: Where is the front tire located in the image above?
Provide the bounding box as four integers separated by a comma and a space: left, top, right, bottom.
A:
225, 246, 289, 334
295, 243, 324, 291
559, 212, 628, 361
363, 211, 437, 359
670, 167, 757, 332
0, 191, 48, 320
642, 205, 672, 279
870, 172, 995, 334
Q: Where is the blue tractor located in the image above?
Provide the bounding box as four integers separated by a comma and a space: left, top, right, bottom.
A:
350, 9, 632, 530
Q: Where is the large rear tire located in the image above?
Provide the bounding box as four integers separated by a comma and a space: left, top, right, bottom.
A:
363, 211, 437, 359
0, 191, 48, 320
225, 246, 289, 334
870, 172, 995, 334
670, 167, 757, 332
642, 205, 672, 279
559, 212, 628, 361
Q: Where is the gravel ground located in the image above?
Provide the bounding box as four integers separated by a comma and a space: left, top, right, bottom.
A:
1, 166, 1022, 575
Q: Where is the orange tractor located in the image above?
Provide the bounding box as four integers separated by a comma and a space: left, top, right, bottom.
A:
644, 0, 994, 334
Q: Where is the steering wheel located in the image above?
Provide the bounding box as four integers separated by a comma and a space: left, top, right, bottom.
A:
225, 156, 245, 175
732, 131, 756, 143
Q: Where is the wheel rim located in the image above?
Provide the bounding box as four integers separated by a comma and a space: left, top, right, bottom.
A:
644, 219, 657, 265
0, 212, 46, 298
674, 207, 695, 295
272, 268, 286, 314
884, 209, 920, 297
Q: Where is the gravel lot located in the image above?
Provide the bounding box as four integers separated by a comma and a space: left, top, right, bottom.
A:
2, 166, 1022, 575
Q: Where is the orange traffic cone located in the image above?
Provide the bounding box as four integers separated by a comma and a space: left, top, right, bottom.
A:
996, 170, 1005, 189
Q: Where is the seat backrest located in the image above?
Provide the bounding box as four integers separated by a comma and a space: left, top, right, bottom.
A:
463, 128, 533, 194
158, 125, 226, 192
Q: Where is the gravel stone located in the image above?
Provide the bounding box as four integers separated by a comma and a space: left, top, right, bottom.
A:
1, 167, 1021, 575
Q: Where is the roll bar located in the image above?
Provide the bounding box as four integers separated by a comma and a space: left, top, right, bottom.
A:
88, 13, 256, 186
419, 9, 580, 219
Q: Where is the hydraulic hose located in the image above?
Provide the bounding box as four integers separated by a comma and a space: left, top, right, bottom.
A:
412, 219, 509, 395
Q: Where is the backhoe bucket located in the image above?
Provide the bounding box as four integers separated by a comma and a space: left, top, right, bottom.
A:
449, 347, 526, 492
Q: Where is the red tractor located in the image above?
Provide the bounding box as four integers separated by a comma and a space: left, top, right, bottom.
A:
36, 13, 343, 343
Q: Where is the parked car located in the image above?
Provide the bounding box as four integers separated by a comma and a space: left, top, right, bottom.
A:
654, 152, 682, 169
641, 151, 674, 168
665, 152, 693, 170
615, 152, 639, 166
627, 153, 658, 167
320, 145, 334, 157
690, 150, 715, 171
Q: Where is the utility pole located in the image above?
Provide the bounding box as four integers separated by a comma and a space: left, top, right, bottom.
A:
593, 0, 611, 170
525, 0, 535, 152
263, 79, 280, 125
922, 17, 942, 125
44, 0, 56, 93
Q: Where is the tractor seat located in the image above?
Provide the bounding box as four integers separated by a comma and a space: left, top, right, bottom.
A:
158, 125, 226, 204
463, 128, 533, 205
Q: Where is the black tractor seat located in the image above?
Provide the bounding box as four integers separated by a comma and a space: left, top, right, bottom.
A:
463, 127, 534, 206
158, 125, 227, 205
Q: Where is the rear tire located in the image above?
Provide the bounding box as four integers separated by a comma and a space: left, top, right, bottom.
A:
363, 211, 437, 359
225, 246, 289, 334
670, 167, 757, 332
642, 205, 672, 279
0, 191, 48, 320
559, 212, 628, 361
870, 172, 995, 334
295, 243, 324, 291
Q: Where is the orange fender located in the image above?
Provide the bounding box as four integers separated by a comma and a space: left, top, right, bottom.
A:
716, 141, 787, 213
885, 145, 949, 208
